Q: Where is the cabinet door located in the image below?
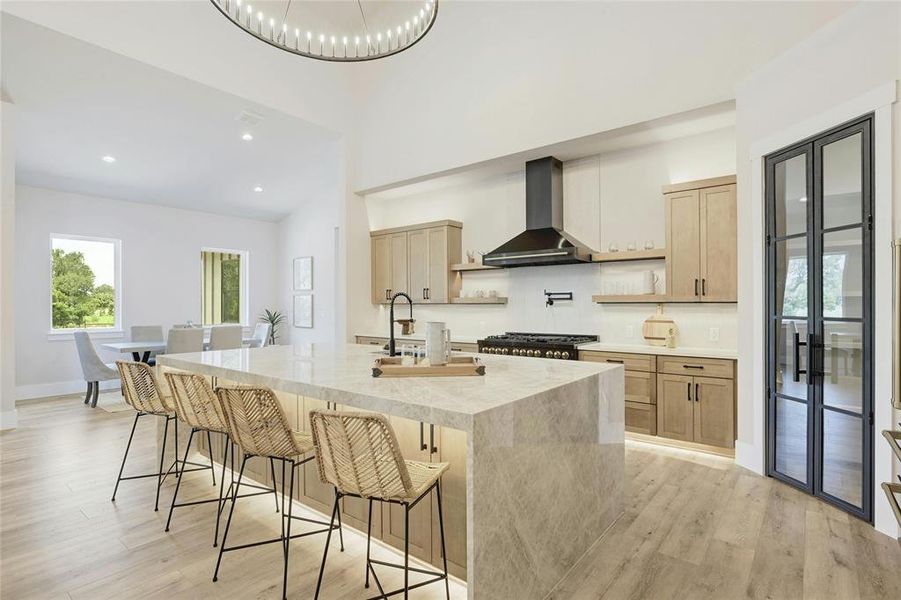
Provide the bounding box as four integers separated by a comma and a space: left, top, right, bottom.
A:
693, 377, 735, 448
381, 416, 432, 562
407, 229, 429, 303
431, 426, 467, 579
656, 374, 695, 442
700, 184, 737, 302
665, 189, 701, 301
389, 232, 408, 299
371, 235, 391, 304
299, 396, 336, 515
426, 226, 449, 303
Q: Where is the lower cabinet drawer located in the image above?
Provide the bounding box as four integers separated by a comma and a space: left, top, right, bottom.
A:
625, 370, 656, 404
625, 401, 657, 435
580, 350, 654, 372
656, 355, 734, 379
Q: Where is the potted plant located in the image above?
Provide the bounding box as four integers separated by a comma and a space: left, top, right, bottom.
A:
259, 309, 286, 346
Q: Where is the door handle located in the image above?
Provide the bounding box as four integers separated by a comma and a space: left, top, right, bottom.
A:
695, 383, 699, 402
423, 288, 427, 300
420, 422, 427, 451
807, 333, 817, 380
687, 382, 692, 401
425, 287, 430, 300
694, 279, 699, 296
429, 423, 437, 455
701, 278, 707, 296
792, 332, 807, 382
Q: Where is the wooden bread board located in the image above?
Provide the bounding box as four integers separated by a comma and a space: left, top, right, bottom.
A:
372, 355, 485, 378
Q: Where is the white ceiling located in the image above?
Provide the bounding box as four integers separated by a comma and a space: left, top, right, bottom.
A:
2, 15, 341, 222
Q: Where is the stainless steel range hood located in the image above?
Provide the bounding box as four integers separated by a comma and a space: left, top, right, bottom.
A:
482, 157, 592, 268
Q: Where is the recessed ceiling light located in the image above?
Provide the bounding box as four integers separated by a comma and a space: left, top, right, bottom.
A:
241, 132, 254, 141
253, 186, 263, 193
101, 155, 116, 163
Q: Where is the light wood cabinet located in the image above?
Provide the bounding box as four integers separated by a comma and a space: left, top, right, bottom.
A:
657, 374, 695, 442
664, 176, 737, 303
370, 220, 462, 304
693, 377, 735, 448
624, 401, 657, 435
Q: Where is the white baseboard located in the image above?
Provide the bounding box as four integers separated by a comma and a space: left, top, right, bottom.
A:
0, 409, 18, 430
16, 379, 120, 402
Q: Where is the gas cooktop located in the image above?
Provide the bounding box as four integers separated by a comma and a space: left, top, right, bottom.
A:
477, 332, 598, 360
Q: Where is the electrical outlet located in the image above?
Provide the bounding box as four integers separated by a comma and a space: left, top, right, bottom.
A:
709, 327, 720, 342
625, 325, 634, 338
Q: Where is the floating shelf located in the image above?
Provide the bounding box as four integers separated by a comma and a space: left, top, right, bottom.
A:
591, 249, 666, 263
450, 263, 499, 272
592, 294, 669, 304
449, 297, 508, 305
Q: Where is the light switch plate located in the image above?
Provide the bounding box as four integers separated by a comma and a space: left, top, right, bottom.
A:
709, 327, 720, 342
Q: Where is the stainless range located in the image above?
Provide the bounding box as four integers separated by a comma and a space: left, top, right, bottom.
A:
477, 332, 599, 360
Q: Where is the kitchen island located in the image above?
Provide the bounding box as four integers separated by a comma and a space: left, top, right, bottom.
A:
158, 344, 624, 599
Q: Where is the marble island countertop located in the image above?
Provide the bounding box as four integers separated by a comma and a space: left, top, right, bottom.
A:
158, 343, 620, 432
578, 342, 738, 360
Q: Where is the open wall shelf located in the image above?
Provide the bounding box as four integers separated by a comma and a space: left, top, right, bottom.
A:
591, 249, 666, 263
450, 263, 499, 272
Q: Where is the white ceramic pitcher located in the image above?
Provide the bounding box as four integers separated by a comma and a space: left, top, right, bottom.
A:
425, 321, 451, 366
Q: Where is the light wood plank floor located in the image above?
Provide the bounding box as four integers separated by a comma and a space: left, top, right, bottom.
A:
2, 396, 900, 599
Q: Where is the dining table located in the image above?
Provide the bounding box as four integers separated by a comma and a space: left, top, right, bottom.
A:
101, 336, 257, 363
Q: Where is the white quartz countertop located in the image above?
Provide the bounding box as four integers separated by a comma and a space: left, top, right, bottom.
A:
578, 342, 738, 360
158, 343, 619, 431
355, 331, 481, 344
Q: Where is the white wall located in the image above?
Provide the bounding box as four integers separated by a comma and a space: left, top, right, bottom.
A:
0, 100, 17, 428
14, 185, 279, 399
357, 128, 738, 348
734, 2, 900, 534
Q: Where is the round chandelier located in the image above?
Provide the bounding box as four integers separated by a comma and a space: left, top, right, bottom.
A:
209, 0, 438, 62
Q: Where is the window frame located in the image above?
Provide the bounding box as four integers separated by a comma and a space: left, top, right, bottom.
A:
200, 246, 250, 326
47, 233, 124, 339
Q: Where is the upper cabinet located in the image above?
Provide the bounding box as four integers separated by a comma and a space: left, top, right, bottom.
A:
370, 220, 462, 304
664, 176, 737, 303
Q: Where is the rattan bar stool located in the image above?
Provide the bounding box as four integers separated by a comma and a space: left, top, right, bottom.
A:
163, 372, 281, 546
213, 385, 344, 600
309, 410, 451, 600
112, 361, 214, 511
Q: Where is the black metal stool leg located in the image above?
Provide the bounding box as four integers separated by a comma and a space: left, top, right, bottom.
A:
336, 492, 345, 552
365, 498, 373, 588
437, 482, 450, 599
404, 502, 410, 599
165, 427, 195, 532
111, 412, 140, 501
281, 460, 296, 600
173, 421, 180, 478
207, 430, 217, 486
213, 436, 229, 547
154, 415, 171, 511
213, 454, 248, 583
314, 493, 341, 599
270, 458, 280, 513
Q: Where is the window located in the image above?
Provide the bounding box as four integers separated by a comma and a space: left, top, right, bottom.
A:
201, 249, 248, 325
50, 235, 122, 331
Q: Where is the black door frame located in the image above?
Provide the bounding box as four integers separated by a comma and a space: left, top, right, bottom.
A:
764, 113, 874, 522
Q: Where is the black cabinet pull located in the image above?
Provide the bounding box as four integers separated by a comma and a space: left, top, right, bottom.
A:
687, 382, 692, 401
429, 424, 437, 454
694, 278, 699, 296
420, 422, 427, 451
684, 365, 704, 370
606, 359, 624, 364
695, 383, 700, 402
425, 287, 430, 300
702, 278, 707, 296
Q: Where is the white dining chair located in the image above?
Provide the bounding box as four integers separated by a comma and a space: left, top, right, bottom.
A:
247, 323, 271, 348
74, 330, 120, 408
166, 328, 204, 354
208, 325, 243, 351
131, 325, 164, 365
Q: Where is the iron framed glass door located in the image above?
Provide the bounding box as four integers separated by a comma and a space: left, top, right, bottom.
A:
765, 114, 873, 521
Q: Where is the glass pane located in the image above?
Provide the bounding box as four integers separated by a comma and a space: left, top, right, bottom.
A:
822, 228, 863, 319
775, 319, 808, 400
822, 409, 863, 508
823, 322, 863, 412
775, 237, 808, 318
823, 133, 862, 229
774, 153, 808, 237
51, 237, 117, 329
775, 397, 808, 484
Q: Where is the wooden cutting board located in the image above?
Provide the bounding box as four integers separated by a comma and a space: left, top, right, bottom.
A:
642, 304, 676, 347
372, 355, 485, 378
